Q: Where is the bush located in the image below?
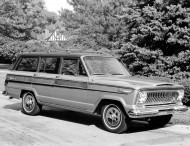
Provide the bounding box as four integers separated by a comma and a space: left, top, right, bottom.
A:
179, 79, 190, 106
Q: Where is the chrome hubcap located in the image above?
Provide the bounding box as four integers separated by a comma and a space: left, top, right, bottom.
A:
105, 106, 121, 127
24, 95, 35, 112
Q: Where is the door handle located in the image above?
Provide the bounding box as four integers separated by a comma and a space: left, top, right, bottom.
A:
34, 73, 39, 77
56, 75, 60, 78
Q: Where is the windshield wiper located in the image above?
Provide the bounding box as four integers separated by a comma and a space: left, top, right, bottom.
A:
92, 73, 124, 76
111, 73, 123, 75
92, 73, 106, 75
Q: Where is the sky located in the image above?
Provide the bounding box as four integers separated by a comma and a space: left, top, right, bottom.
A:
44, 0, 73, 13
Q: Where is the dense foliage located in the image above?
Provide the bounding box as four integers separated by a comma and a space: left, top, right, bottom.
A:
0, 0, 60, 63
0, 0, 47, 41
60, 0, 131, 51
118, 4, 190, 77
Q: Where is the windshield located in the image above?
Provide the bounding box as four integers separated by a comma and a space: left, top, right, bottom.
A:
83, 56, 131, 76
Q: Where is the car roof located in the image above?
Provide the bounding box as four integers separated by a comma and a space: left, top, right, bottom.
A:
18, 52, 113, 58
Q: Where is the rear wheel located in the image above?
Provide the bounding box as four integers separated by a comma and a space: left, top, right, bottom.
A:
101, 104, 129, 133
148, 115, 172, 128
22, 92, 41, 116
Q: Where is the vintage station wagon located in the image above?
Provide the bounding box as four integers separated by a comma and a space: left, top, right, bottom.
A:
4, 53, 188, 133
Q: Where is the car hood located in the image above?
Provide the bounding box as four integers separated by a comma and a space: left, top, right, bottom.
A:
92, 76, 182, 90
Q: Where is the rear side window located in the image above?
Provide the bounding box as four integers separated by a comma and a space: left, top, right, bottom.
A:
39, 57, 60, 74
16, 57, 38, 72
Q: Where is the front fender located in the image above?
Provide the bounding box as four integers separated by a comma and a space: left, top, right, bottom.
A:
93, 94, 134, 115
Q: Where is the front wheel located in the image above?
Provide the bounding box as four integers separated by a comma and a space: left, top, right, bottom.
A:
22, 92, 41, 116
101, 104, 129, 133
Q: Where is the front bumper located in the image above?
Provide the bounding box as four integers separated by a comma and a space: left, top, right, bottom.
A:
128, 105, 188, 118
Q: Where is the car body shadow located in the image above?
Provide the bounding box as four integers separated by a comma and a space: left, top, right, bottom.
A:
4, 102, 22, 111
127, 120, 173, 133
41, 106, 103, 128
3, 103, 174, 133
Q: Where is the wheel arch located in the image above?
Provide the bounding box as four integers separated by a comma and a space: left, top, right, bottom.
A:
20, 90, 34, 98
94, 98, 128, 117
19, 89, 38, 101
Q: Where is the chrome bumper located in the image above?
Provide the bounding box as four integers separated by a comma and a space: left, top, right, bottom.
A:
128, 105, 188, 118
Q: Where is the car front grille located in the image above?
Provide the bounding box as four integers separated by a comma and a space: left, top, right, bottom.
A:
145, 91, 179, 105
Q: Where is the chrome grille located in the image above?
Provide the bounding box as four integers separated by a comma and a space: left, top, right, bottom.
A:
145, 91, 179, 104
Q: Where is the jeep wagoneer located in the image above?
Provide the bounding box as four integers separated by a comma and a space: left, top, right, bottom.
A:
4, 53, 188, 133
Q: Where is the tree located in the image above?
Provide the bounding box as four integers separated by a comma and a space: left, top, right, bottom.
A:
0, 0, 47, 41
0, 0, 61, 63
163, 0, 190, 7
60, 0, 130, 51
117, 3, 190, 76
43, 10, 62, 33
122, 4, 190, 55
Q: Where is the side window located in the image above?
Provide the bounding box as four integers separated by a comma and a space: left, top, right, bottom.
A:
39, 57, 60, 74
62, 59, 87, 76
16, 57, 38, 72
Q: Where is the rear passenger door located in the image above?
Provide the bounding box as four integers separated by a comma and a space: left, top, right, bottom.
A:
53, 57, 89, 111
32, 57, 61, 104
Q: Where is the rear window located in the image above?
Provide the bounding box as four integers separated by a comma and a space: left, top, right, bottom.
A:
16, 57, 38, 72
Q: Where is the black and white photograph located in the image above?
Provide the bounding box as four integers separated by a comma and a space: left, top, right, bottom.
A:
0, 0, 190, 145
